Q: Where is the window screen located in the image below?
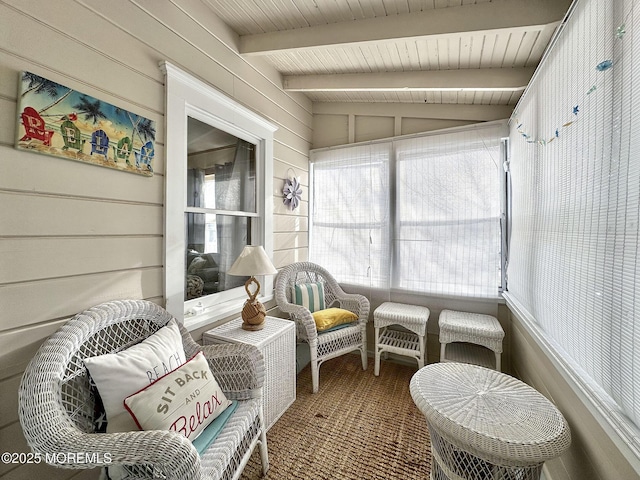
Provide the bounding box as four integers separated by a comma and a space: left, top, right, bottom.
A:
310, 122, 505, 298
394, 127, 504, 298
310, 143, 391, 288
506, 0, 640, 452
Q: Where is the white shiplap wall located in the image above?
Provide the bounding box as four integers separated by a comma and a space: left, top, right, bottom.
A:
0, 0, 311, 478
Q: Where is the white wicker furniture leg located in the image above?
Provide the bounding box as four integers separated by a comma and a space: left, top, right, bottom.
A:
410, 363, 571, 480
374, 302, 430, 376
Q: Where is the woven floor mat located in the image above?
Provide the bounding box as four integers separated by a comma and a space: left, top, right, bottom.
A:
240, 354, 431, 480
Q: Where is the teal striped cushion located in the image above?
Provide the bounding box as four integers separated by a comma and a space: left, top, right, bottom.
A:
293, 282, 325, 313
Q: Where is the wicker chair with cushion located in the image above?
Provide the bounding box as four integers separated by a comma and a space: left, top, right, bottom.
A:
18, 299, 268, 480
275, 262, 370, 393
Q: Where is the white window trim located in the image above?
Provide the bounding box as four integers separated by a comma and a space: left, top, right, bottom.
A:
161, 61, 277, 330
309, 120, 508, 299
504, 292, 640, 473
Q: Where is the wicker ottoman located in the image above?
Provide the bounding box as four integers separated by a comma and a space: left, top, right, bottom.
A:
410, 363, 571, 480
374, 302, 430, 376
439, 310, 504, 371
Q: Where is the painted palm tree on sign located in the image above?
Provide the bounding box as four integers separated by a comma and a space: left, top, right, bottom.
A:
114, 108, 157, 165
21, 72, 63, 98
137, 118, 156, 143
125, 113, 157, 144
73, 95, 107, 125
21, 72, 72, 115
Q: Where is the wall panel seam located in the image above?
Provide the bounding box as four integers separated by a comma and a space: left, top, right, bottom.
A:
0, 265, 163, 286
0, 189, 164, 207
0, 46, 164, 118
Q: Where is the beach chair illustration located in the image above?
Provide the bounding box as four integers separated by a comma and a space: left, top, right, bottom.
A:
90, 129, 110, 157
112, 136, 133, 163
135, 140, 154, 172
60, 119, 86, 152
19, 107, 54, 146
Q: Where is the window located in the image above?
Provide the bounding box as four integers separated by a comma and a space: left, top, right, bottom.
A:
504, 0, 640, 459
393, 130, 504, 297
162, 62, 277, 328
310, 143, 391, 288
310, 121, 506, 298
186, 118, 257, 299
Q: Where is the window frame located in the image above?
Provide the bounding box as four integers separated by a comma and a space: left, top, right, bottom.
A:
309, 121, 507, 300
162, 62, 277, 330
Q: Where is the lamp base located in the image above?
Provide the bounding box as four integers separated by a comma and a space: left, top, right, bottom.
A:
241, 299, 267, 331
241, 321, 265, 331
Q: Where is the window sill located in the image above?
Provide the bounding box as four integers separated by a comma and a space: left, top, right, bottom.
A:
340, 283, 506, 304
184, 293, 274, 332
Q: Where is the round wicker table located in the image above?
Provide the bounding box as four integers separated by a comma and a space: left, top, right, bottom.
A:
410, 363, 571, 480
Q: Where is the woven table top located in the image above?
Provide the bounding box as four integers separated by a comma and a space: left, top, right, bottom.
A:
410, 363, 571, 465
205, 316, 294, 348
439, 310, 504, 340
374, 302, 430, 324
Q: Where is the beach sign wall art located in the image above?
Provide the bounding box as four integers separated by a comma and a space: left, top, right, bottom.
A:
16, 71, 156, 177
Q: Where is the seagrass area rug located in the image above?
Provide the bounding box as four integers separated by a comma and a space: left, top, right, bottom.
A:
240, 354, 431, 480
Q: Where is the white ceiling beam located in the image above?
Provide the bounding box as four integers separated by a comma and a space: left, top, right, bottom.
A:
284, 67, 535, 92
312, 102, 514, 122
239, 0, 570, 56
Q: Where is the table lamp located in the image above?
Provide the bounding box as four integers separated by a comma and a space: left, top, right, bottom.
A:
228, 245, 278, 330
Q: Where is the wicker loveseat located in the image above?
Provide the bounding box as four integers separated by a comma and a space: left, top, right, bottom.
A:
18, 300, 268, 480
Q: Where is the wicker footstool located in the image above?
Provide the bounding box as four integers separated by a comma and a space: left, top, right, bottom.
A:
410, 363, 571, 480
374, 302, 430, 376
439, 310, 504, 371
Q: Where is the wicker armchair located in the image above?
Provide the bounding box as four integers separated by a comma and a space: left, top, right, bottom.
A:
275, 262, 370, 393
18, 300, 268, 480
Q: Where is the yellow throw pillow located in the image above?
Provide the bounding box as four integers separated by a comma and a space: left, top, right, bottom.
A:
312, 308, 358, 332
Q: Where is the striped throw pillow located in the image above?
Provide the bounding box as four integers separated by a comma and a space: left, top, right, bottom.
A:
292, 282, 325, 313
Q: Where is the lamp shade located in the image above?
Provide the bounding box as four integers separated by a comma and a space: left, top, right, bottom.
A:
228, 246, 278, 276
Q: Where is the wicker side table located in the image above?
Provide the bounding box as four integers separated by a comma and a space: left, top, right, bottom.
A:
439, 310, 504, 371
203, 316, 296, 431
410, 363, 571, 480
374, 302, 430, 376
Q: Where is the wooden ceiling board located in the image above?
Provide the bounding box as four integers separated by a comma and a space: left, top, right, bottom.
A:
217, 0, 270, 34
367, 0, 392, 18
514, 30, 540, 67
305, 89, 522, 107
525, 26, 555, 67
201, 0, 568, 110
489, 31, 512, 67
345, 0, 372, 19
503, 30, 527, 67
272, 29, 541, 76
286, 0, 328, 26
267, 0, 310, 30
478, 33, 498, 68
406, 0, 434, 12
465, 34, 485, 69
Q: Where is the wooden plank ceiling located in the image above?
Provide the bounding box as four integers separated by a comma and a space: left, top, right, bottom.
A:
204, 0, 572, 108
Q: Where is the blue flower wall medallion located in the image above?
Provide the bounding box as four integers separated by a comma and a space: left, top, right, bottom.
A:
283, 177, 302, 210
